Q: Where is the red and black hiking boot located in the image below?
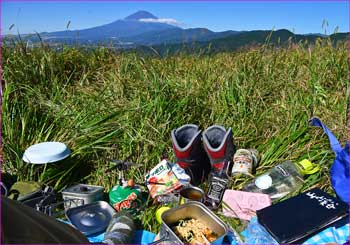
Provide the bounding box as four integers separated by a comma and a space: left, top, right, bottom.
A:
171, 124, 211, 185
202, 125, 236, 173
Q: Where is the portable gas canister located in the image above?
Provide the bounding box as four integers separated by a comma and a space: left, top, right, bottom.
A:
109, 184, 141, 214
107, 160, 142, 214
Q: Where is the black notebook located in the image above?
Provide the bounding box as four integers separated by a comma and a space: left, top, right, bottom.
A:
257, 188, 349, 244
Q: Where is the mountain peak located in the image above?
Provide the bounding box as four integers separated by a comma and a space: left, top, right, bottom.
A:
125, 11, 158, 20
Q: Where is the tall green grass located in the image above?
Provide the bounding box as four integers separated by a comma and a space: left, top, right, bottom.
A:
2, 40, 349, 232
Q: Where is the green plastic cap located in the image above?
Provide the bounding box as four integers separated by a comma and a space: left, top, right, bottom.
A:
295, 159, 320, 176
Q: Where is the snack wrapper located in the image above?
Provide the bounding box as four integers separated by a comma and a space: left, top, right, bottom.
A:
145, 159, 183, 198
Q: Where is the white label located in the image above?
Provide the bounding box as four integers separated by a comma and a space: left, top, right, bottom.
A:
255, 175, 273, 190
208, 176, 229, 202
232, 154, 253, 175
305, 191, 338, 210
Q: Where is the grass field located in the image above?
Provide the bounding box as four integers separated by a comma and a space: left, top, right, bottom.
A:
2, 39, 350, 233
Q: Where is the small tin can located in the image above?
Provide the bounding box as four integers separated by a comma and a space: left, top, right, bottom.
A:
179, 186, 205, 203
231, 149, 259, 176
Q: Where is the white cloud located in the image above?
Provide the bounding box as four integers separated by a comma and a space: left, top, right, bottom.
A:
139, 18, 181, 27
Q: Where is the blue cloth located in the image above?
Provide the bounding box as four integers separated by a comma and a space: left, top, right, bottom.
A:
303, 223, 350, 244
242, 217, 350, 245
226, 233, 239, 245
83, 229, 156, 244
310, 117, 350, 203
61, 217, 350, 244
86, 232, 105, 243
91, 225, 350, 245
241, 217, 278, 244
132, 230, 156, 245
87, 229, 239, 244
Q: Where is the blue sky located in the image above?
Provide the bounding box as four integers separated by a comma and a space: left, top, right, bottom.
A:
1, 1, 349, 35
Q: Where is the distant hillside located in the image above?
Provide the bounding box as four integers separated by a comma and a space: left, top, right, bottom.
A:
124, 28, 240, 45
140, 29, 350, 56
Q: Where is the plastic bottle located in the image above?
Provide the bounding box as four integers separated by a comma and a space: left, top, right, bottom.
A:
103, 211, 136, 244
243, 159, 319, 200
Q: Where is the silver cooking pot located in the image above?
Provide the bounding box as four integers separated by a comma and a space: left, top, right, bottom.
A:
151, 202, 228, 244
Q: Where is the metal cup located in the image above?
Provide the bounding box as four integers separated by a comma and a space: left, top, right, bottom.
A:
179, 186, 205, 203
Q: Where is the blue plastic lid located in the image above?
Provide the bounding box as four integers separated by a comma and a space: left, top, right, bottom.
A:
22, 142, 71, 164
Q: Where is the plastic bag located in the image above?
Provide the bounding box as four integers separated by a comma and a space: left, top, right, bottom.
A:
309, 117, 350, 203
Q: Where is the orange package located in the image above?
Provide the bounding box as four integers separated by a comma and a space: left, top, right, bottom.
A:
145, 159, 183, 198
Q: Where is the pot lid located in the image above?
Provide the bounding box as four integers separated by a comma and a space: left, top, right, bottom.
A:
66, 201, 116, 235
80, 211, 107, 227
22, 142, 71, 164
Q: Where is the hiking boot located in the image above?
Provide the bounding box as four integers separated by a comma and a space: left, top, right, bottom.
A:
171, 124, 211, 185
202, 125, 236, 172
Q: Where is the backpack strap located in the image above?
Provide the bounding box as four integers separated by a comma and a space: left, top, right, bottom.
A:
309, 117, 342, 154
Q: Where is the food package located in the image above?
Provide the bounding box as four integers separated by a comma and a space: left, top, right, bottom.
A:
145, 159, 183, 198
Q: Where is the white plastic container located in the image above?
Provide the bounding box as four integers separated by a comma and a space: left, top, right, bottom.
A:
22, 142, 71, 164
62, 184, 104, 211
